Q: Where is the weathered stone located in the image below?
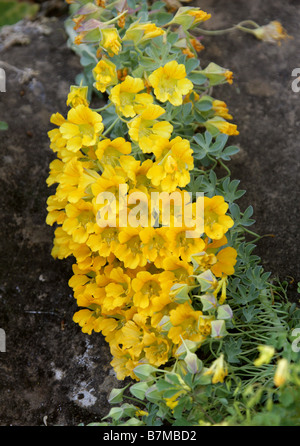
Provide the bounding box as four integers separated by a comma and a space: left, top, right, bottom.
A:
0, 17, 121, 426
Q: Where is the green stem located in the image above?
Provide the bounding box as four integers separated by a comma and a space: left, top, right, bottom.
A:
92, 102, 113, 112
104, 10, 128, 26
117, 113, 130, 123
134, 43, 144, 57
194, 20, 260, 37
242, 227, 261, 238
194, 26, 237, 36
238, 20, 260, 29
207, 154, 218, 170
123, 395, 147, 406
103, 117, 119, 136
194, 400, 216, 424
218, 158, 231, 177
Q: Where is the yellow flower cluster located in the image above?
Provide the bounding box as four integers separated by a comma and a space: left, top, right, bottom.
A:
47, 89, 236, 380
46, 4, 238, 380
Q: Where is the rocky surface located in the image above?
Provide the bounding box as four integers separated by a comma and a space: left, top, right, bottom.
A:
0, 0, 298, 426
0, 17, 121, 426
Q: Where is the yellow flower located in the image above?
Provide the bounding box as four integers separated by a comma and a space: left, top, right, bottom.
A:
100, 28, 122, 56
92, 58, 117, 93
168, 302, 205, 345
132, 271, 173, 311
73, 309, 97, 335
46, 159, 64, 186
66, 85, 89, 108
50, 227, 73, 259
62, 199, 95, 244
110, 75, 153, 117
123, 22, 165, 44
187, 9, 211, 25
139, 226, 170, 268
95, 137, 131, 167
274, 358, 289, 387
119, 319, 145, 358
128, 104, 173, 153
254, 345, 275, 367
163, 256, 194, 283
94, 317, 119, 338
147, 136, 194, 192
252, 21, 291, 45
211, 247, 237, 277
115, 227, 147, 269
164, 390, 185, 410
118, 156, 153, 194
191, 251, 217, 274
46, 194, 67, 226
212, 100, 233, 120
171, 7, 211, 29
135, 409, 148, 417
205, 117, 239, 136
166, 225, 206, 263
48, 124, 80, 164
55, 158, 87, 203
190, 38, 204, 52
102, 267, 133, 313
182, 47, 195, 59
110, 344, 140, 380
203, 354, 228, 384
143, 332, 171, 367
87, 226, 120, 257
148, 61, 193, 106
91, 166, 128, 225
204, 196, 234, 240
91, 164, 126, 198
59, 105, 104, 152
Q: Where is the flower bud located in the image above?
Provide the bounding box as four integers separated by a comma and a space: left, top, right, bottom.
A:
252, 21, 291, 45
169, 283, 191, 303
205, 117, 239, 136
170, 7, 211, 30
184, 351, 203, 374
108, 386, 127, 404
200, 62, 233, 86
123, 22, 165, 45
196, 269, 218, 292
274, 358, 289, 387
200, 293, 217, 311
211, 319, 227, 338
217, 304, 233, 320
67, 85, 89, 108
